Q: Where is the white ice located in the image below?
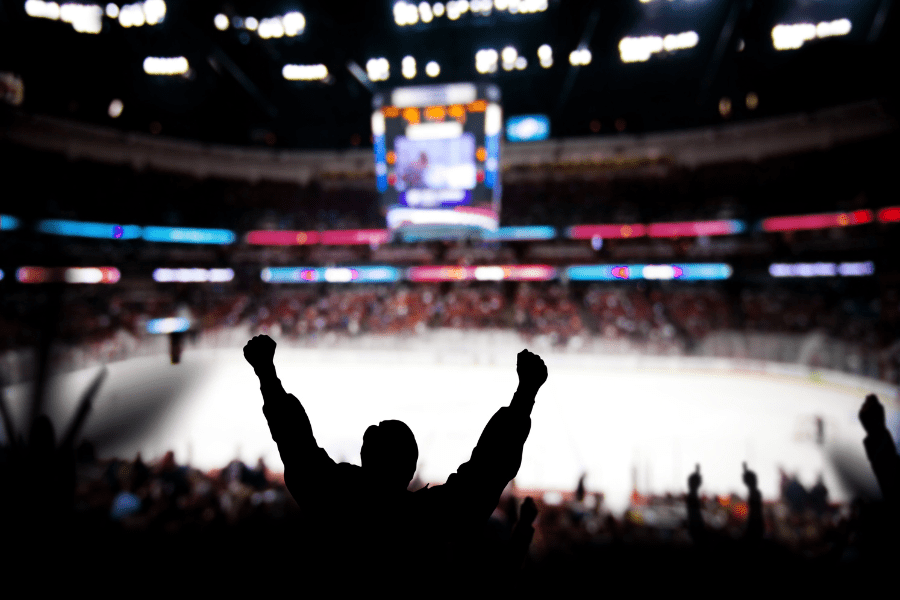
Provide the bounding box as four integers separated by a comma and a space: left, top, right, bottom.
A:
3, 346, 895, 513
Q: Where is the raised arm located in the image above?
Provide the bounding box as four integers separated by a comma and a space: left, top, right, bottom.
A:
859, 394, 900, 502
444, 350, 547, 522
742, 462, 764, 542
686, 464, 705, 545
243, 335, 335, 499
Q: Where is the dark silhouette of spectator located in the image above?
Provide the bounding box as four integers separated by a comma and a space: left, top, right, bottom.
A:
742, 462, 764, 543
686, 462, 764, 545
507, 496, 538, 571
686, 464, 705, 544
780, 469, 808, 513
859, 393, 900, 502
809, 474, 829, 516
243, 333, 547, 584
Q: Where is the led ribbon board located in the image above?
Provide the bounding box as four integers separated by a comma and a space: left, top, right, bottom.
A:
142, 226, 235, 244
260, 266, 401, 283
147, 317, 191, 334
565, 264, 732, 281
153, 268, 235, 282
16, 266, 121, 283
506, 115, 550, 142
762, 210, 872, 232
406, 265, 556, 282
768, 262, 874, 277
37, 219, 142, 239
0, 215, 21, 230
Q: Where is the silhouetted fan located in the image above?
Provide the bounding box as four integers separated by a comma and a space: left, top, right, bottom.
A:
243, 333, 548, 585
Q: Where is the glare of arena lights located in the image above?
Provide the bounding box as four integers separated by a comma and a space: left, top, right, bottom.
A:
402, 55, 416, 79
475, 48, 498, 73
718, 97, 732, 118
118, 3, 143, 27
817, 18, 851, 38
568, 48, 591, 66
64, 267, 105, 284
25, 0, 60, 20
105, 2, 118, 18
746, 91, 758, 110
501, 46, 517, 64
371, 112, 386, 136
433, 2, 444, 16
514, 56, 527, 70
446, 0, 461, 19
214, 13, 229, 30
663, 30, 698, 51
59, 3, 103, 33
258, 16, 285, 38
537, 43, 553, 68
771, 19, 850, 51
244, 15, 258, 30
394, 1, 418, 25
367, 57, 390, 81
108, 98, 124, 118
282, 64, 329, 81
485, 103, 502, 135
142, 0, 165, 25
282, 11, 305, 36
425, 60, 440, 77
419, 2, 433, 22
472, 0, 492, 14
143, 56, 189, 75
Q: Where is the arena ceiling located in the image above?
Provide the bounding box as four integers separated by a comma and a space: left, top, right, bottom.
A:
0, 0, 895, 149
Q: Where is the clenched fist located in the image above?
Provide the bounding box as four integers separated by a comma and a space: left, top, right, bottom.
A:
244, 335, 276, 371
742, 462, 758, 491
517, 349, 547, 392
859, 394, 886, 435
688, 464, 702, 493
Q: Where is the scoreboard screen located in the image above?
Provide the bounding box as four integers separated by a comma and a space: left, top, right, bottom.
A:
372, 83, 501, 241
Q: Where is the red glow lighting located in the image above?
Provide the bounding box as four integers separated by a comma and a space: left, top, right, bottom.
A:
320, 229, 390, 245
567, 224, 646, 239
246, 230, 320, 245
762, 210, 873, 232
406, 265, 555, 282
17, 267, 50, 283
648, 220, 738, 237
878, 207, 900, 223
612, 266, 630, 280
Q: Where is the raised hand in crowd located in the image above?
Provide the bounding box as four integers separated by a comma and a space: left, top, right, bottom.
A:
507, 496, 538, 572
243, 334, 277, 375
686, 464, 705, 544
743, 462, 764, 542
859, 394, 900, 502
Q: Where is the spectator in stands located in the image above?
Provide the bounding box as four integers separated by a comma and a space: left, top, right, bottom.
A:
859, 394, 900, 502
242, 333, 548, 584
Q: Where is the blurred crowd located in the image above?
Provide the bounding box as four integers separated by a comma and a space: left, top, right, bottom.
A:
1, 435, 892, 588
2, 280, 897, 384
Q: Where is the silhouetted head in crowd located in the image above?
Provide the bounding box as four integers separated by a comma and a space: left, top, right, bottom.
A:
361, 420, 418, 492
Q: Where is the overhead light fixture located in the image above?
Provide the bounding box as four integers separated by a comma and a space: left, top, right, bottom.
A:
143, 56, 189, 75
282, 64, 329, 81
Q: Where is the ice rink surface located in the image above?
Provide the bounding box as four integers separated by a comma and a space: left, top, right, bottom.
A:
4, 346, 897, 513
